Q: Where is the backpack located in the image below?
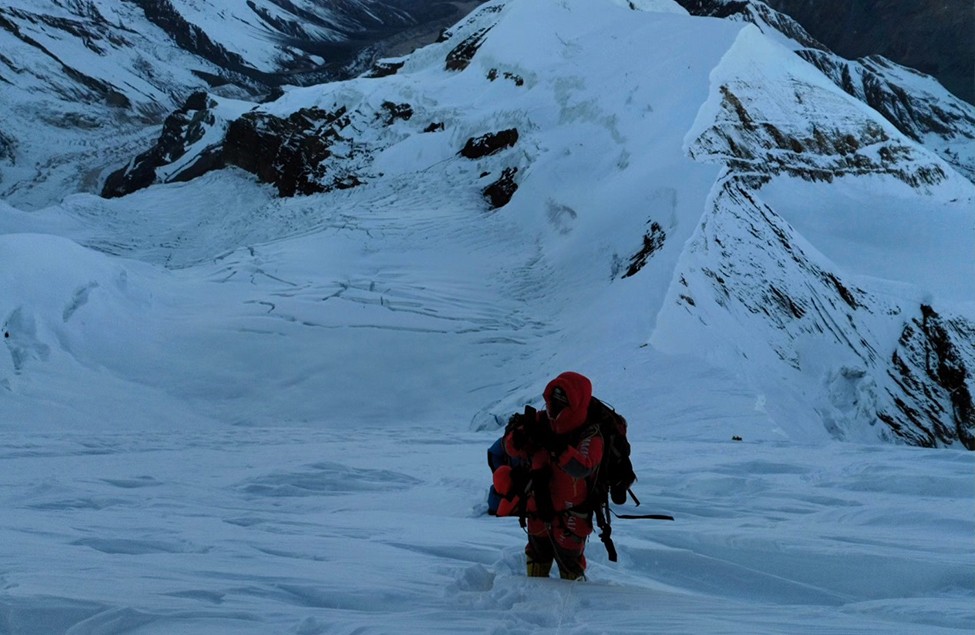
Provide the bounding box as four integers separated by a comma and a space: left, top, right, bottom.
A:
486, 437, 508, 515
588, 397, 638, 506
586, 398, 638, 562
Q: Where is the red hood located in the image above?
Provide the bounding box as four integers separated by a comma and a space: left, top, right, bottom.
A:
544, 371, 592, 434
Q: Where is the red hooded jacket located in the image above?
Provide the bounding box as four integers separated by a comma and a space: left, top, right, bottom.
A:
500, 372, 605, 515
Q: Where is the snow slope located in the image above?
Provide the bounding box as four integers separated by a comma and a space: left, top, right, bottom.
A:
1, 0, 972, 633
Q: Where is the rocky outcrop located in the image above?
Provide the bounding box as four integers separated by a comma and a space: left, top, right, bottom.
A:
441, 2, 503, 72
0, 128, 13, 163
445, 27, 493, 71
455, 128, 521, 208
223, 106, 354, 197
621, 222, 667, 279
687, 81, 948, 188
366, 59, 405, 78
379, 101, 414, 125
482, 167, 519, 208
487, 68, 524, 86
675, 0, 825, 49
885, 306, 975, 449
102, 92, 223, 198
459, 129, 519, 159
797, 51, 975, 181
220, 97, 418, 197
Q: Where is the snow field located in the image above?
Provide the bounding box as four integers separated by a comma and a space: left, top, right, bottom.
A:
0, 427, 970, 634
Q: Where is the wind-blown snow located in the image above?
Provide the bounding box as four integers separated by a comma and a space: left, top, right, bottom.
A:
1, 0, 972, 633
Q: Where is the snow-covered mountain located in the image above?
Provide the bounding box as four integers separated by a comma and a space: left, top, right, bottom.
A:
1, 1, 973, 632
61, 0, 974, 447
0, 0, 483, 209
675, 0, 975, 181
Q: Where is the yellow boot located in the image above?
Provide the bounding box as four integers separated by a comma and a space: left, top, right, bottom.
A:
557, 553, 586, 581
526, 559, 553, 578
558, 566, 584, 581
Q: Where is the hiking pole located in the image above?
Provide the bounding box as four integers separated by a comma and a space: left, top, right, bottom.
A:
610, 508, 674, 521
616, 488, 673, 520
613, 512, 675, 521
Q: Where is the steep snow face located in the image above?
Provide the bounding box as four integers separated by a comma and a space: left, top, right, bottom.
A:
651, 174, 975, 447
663, 23, 975, 447
684, 26, 954, 188
676, 0, 975, 182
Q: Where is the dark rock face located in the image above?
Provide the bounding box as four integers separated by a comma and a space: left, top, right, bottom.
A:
764, 0, 974, 105
0, 128, 13, 163
621, 222, 667, 279
884, 305, 975, 449
482, 167, 518, 208
130, 0, 257, 81
0, 5, 134, 109
445, 27, 493, 71
366, 60, 405, 78
458, 127, 522, 206
223, 106, 354, 197
379, 101, 414, 125
675, 0, 825, 49
102, 92, 222, 198
459, 129, 519, 159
